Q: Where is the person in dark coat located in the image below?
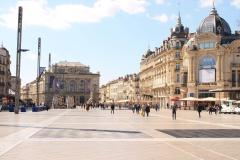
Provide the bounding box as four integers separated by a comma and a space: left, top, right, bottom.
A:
145, 104, 150, 117
197, 104, 202, 118
172, 104, 177, 120
111, 103, 115, 114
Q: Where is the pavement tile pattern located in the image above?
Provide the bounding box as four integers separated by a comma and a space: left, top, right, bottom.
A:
157, 129, 240, 138
0, 109, 240, 160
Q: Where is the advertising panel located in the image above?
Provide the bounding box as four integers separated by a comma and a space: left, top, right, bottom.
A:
199, 69, 215, 83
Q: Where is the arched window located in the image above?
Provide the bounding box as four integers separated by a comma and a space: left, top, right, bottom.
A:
69, 80, 76, 92
79, 80, 85, 93
199, 56, 216, 69
199, 56, 216, 83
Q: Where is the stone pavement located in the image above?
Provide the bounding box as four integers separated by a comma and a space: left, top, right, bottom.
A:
0, 108, 240, 160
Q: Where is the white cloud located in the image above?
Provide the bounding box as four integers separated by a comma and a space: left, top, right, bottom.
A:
231, 0, 240, 8
155, 0, 167, 5
151, 14, 169, 23
0, 0, 148, 30
199, 0, 222, 8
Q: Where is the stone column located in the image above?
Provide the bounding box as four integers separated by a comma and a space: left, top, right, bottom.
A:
188, 56, 192, 82
192, 56, 196, 83
220, 54, 224, 81
216, 54, 221, 81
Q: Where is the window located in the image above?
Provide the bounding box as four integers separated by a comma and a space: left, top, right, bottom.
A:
199, 41, 215, 49
199, 56, 216, 69
232, 70, 236, 87
175, 87, 180, 94
69, 80, 76, 92
175, 52, 180, 59
176, 63, 180, 71
80, 80, 85, 93
176, 42, 180, 49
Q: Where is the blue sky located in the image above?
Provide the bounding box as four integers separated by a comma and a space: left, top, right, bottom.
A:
0, 0, 239, 85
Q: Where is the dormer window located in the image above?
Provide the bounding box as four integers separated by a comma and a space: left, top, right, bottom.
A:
175, 51, 180, 59
199, 41, 215, 49
176, 42, 180, 49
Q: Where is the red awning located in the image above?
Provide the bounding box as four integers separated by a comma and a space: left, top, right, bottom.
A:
171, 97, 180, 101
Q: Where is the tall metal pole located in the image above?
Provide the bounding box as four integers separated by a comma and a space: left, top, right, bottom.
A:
14, 6, 23, 114
36, 37, 41, 106
48, 53, 51, 72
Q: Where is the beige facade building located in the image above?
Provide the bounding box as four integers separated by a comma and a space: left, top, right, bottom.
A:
140, 7, 240, 108
21, 61, 100, 108
0, 47, 11, 98
100, 74, 140, 103
140, 13, 189, 107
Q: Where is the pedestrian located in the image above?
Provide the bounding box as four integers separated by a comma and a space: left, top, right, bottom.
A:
111, 103, 115, 114
209, 105, 213, 115
172, 104, 177, 120
219, 104, 222, 113
132, 104, 135, 113
136, 104, 140, 114
197, 104, 202, 118
145, 104, 150, 117
86, 104, 90, 112
141, 104, 146, 117
46, 104, 49, 111
167, 103, 169, 109
155, 104, 159, 112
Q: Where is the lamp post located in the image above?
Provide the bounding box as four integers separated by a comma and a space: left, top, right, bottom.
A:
15, 48, 29, 114
14, 6, 29, 114
36, 37, 41, 106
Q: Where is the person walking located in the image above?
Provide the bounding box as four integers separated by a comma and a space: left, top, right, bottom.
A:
111, 103, 115, 114
155, 104, 159, 112
141, 104, 146, 117
145, 104, 150, 117
197, 104, 202, 118
172, 104, 177, 120
132, 104, 135, 113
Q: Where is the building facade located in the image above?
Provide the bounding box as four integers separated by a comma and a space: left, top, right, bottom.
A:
183, 6, 240, 101
0, 47, 11, 98
140, 13, 189, 107
139, 6, 240, 107
100, 74, 140, 103
21, 61, 100, 108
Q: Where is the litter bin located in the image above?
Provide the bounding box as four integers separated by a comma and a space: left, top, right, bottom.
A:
8, 105, 14, 112
21, 106, 26, 112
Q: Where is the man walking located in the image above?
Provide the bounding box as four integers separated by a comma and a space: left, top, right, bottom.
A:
145, 104, 150, 117
172, 104, 177, 120
111, 103, 115, 114
197, 104, 202, 118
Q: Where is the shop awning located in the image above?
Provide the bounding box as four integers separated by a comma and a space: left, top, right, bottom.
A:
210, 88, 240, 92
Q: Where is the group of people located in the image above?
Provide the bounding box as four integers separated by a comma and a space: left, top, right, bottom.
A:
196, 103, 223, 118
79, 102, 225, 120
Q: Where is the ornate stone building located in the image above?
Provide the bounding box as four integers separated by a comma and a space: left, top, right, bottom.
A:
100, 74, 140, 103
21, 61, 100, 108
140, 13, 189, 106
140, 6, 240, 107
183, 6, 240, 100
0, 47, 11, 98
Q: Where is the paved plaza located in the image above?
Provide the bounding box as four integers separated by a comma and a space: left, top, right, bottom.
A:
0, 108, 240, 160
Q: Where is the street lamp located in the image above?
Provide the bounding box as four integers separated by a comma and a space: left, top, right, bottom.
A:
15, 48, 29, 114
14, 6, 30, 114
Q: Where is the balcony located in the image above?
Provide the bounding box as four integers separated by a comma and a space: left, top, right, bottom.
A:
197, 82, 217, 87
232, 63, 240, 68
181, 83, 187, 87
